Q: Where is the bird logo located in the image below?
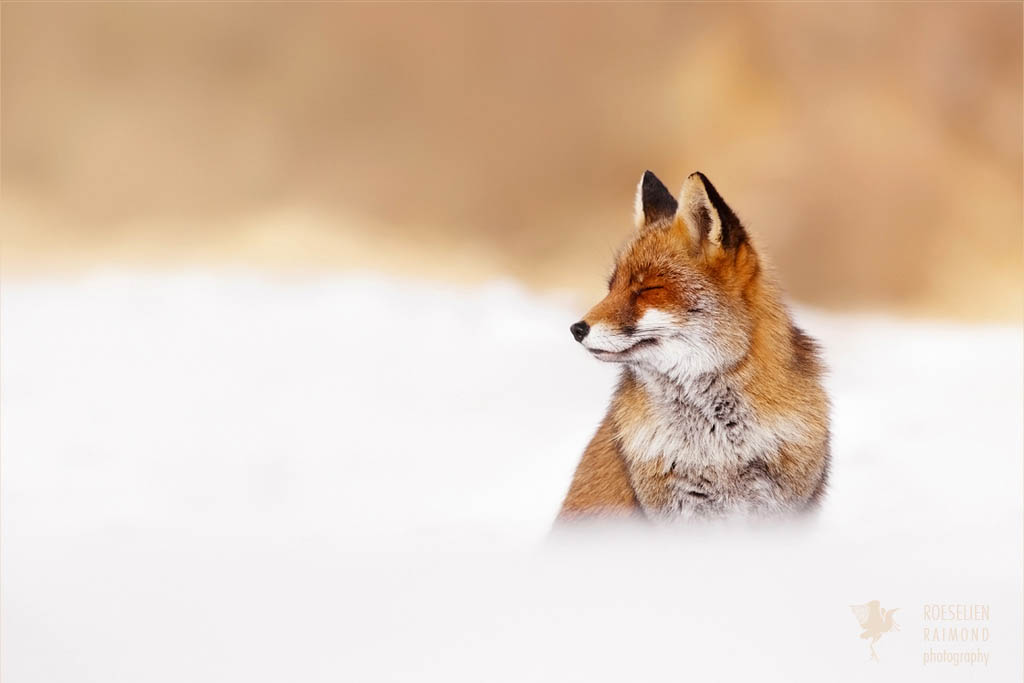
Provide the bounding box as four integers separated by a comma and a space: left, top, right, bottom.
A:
850, 600, 900, 661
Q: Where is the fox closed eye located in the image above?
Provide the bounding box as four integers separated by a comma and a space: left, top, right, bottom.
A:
638, 286, 664, 294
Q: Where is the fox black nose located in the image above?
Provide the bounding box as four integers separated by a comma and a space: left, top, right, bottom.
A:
570, 320, 590, 342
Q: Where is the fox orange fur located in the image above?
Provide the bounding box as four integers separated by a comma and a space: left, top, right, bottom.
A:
559, 171, 830, 522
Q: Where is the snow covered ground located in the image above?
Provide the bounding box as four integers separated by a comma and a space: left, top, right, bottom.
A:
2, 271, 1021, 681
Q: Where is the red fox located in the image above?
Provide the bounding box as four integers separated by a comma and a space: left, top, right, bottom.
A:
559, 171, 830, 521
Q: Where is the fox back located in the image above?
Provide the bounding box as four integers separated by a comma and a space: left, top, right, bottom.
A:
560, 171, 830, 521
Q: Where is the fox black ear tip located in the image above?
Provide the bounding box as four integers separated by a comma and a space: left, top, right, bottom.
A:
642, 170, 668, 190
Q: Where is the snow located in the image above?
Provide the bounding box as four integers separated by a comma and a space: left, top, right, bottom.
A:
2, 271, 1021, 681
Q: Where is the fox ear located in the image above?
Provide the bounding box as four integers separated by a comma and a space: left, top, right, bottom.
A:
634, 170, 678, 229
677, 172, 746, 250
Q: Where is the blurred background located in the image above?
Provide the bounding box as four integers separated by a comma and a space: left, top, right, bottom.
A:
4, 2, 1021, 318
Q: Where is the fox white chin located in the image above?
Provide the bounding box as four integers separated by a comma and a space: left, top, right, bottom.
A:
585, 337, 660, 362
586, 334, 734, 382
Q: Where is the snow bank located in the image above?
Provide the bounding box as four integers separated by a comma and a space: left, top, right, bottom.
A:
2, 271, 1020, 681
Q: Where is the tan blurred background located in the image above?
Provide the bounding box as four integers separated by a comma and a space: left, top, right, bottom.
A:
3, 2, 1021, 319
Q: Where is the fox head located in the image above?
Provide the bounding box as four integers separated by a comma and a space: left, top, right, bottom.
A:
570, 171, 764, 378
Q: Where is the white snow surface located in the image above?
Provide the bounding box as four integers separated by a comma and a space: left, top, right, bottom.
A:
2, 271, 1021, 681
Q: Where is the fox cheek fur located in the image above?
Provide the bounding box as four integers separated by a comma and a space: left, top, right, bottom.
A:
559, 170, 831, 522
